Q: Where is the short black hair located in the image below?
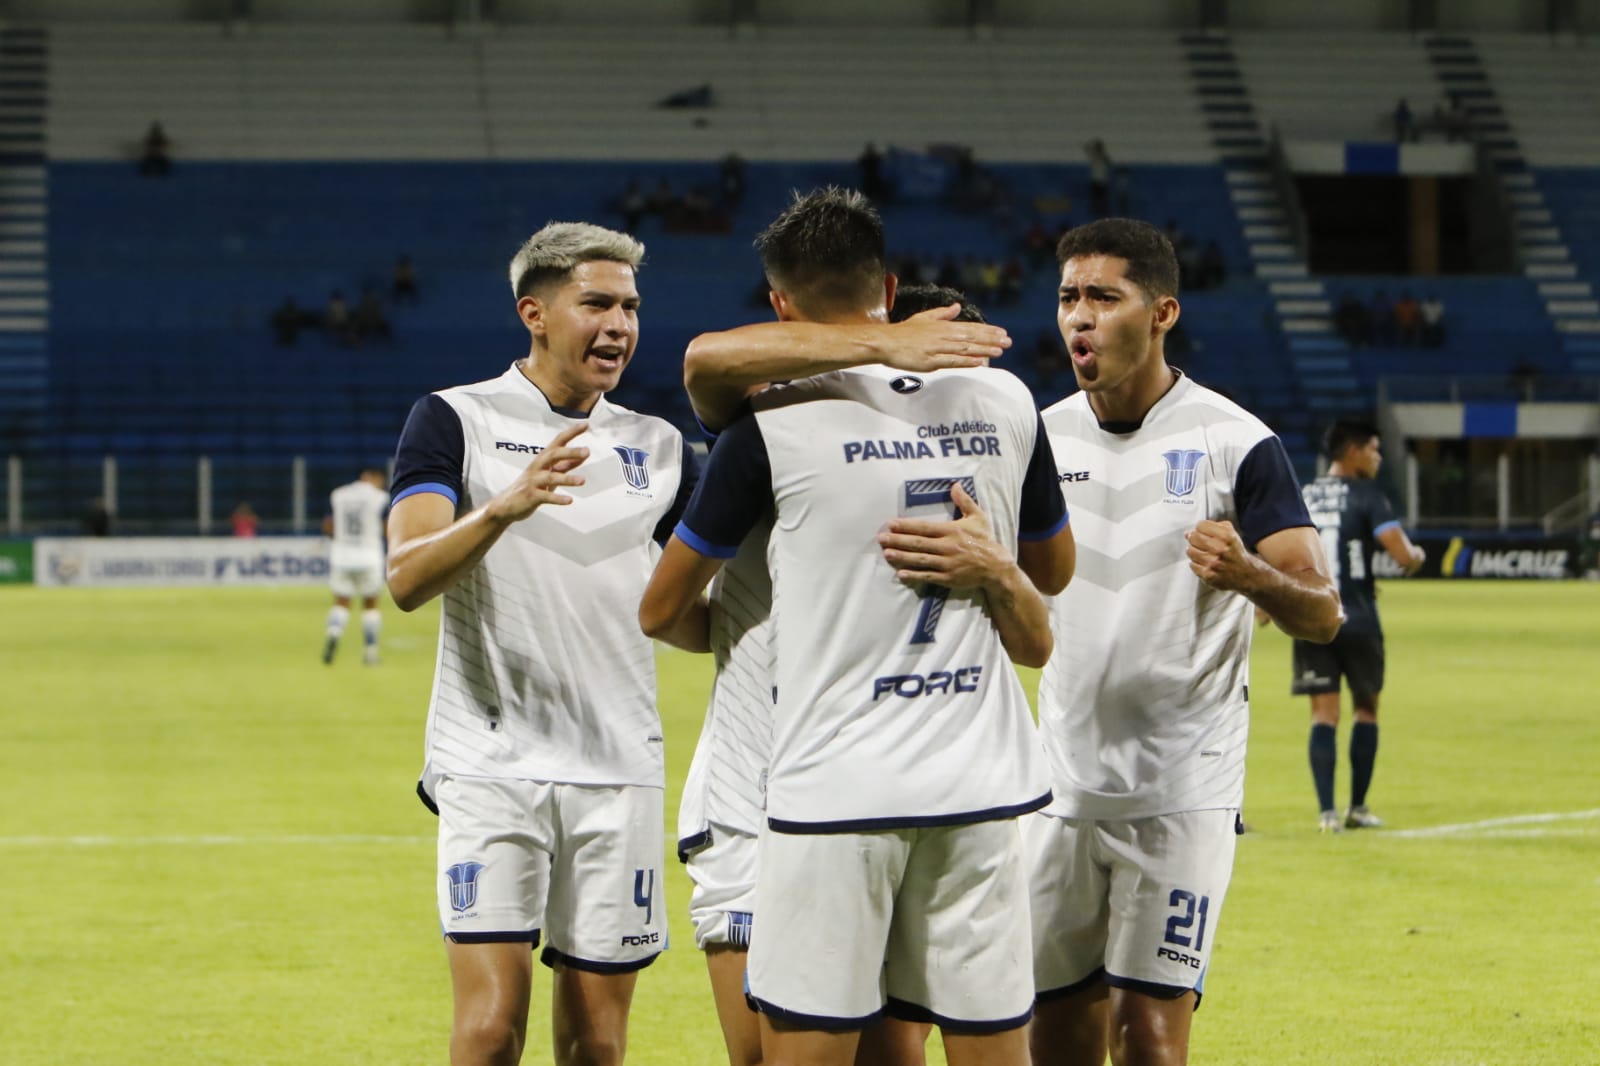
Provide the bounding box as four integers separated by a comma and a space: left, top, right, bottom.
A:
1055, 218, 1180, 301
755, 187, 885, 317
1323, 418, 1379, 459
889, 283, 987, 324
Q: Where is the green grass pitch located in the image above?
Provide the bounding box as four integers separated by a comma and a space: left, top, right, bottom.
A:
1, 581, 1596, 1064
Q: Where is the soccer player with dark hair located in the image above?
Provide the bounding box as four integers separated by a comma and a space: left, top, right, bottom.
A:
1298, 419, 1425, 832
670, 193, 1021, 1066
644, 187, 1075, 1066
1020, 218, 1342, 1066
385, 222, 702, 1066
889, 282, 987, 323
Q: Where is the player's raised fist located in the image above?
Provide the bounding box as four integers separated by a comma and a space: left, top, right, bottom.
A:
491, 423, 590, 521
1185, 519, 1257, 591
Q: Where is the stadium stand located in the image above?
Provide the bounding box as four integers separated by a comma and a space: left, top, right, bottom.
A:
10, 19, 1595, 531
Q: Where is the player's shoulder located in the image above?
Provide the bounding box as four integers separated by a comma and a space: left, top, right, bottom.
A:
591, 395, 685, 449
1174, 378, 1274, 441
1040, 389, 1092, 434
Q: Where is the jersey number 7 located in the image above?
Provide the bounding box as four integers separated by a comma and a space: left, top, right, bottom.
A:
902, 476, 977, 646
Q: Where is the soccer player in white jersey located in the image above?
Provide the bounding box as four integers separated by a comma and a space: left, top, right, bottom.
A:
676, 256, 1014, 1066
321, 467, 389, 665
1024, 219, 1343, 1066
384, 222, 703, 1066
641, 188, 1076, 1066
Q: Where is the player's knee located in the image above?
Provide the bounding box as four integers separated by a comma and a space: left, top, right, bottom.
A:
554, 1030, 627, 1066
452, 1009, 524, 1064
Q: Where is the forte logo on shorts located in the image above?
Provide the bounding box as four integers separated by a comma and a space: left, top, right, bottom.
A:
445, 861, 486, 917
619, 932, 662, 947
1157, 946, 1203, 969
871, 665, 984, 701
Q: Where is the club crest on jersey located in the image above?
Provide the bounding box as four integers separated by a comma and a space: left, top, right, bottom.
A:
889, 375, 924, 394
1162, 449, 1206, 499
445, 862, 486, 915
613, 446, 651, 491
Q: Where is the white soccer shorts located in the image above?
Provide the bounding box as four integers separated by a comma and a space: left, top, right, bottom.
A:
434, 774, 667, 972
684, 822, 759, 950
746, 820, 1034, 1033
329, 564, 383, 599
1024, 809, 1238, 1001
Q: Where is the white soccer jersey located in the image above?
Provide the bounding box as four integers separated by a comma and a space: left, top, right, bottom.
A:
328, 479, 390, 570
390, 363, 697, 798
678, 364, 1068, 832
1038, 372, 1311, 820
677, 515, 775, 855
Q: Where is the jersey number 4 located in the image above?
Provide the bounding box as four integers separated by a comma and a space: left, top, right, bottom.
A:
902, 477, 976, 646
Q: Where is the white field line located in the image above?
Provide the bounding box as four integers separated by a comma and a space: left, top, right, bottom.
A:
0, 834, 431, 847
1388, 809, 1600, 839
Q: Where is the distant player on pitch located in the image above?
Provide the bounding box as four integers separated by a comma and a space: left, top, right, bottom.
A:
1026, 219, 1342, 1066
322, 467, 389, 665
386, 222, 702, 1066
1297, 418, 1425, 833
643, 188, 1075, 1066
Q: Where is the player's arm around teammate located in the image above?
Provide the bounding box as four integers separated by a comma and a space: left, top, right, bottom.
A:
683, 300, 1010, 430
878, 481, 1074, 667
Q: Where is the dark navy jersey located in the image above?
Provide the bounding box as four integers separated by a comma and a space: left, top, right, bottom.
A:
1302, 475, 1400, 634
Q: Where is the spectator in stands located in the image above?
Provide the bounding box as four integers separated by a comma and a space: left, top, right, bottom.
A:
325, 290, 354, 346
1336, 292, 1372, 348
1197, 239, 1227, 290
720, 153, 746, 209
139, 121, 171, 177
1420, 292, 1445, 347
354, 288, 393, 345
1034, 327, 1068, 388
392, 254, 419, 305
858, 142, 888, 202
231, 502, 259, 538
1025, 219, 1054, 271
1000, 256, 1024, 305
1440, 93, 1472, 142
83, 497, 112, 537
272, 297, 302, 347
979, 258, 1002, 304
618, 180, 646, 233
1392, 98, 1415, 143
1370, 289, 1396, 345
1394, 291, 1421, 345
1084, 138, 1113, 216
645, 177, 679, 218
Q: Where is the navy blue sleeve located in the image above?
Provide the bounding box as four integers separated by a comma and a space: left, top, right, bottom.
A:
1018, 412, 1070, 541
652, 436, 703, 546
674, 413, 771, 558
1365, 481, 1400, 535
1235, 435, 1313, 550
391, 394, 465, 507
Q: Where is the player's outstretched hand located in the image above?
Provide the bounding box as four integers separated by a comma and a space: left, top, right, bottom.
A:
1186, 519, 1261, 592
490, 423, 589, 522
879, 305, 1011, 372
877, 483, 1011, 591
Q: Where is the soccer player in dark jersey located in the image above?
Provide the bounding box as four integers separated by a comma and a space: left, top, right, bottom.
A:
1295, 419, 1425, 832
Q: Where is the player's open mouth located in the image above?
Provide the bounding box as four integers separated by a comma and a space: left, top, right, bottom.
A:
1069, 336, 1095, 366
588, 348, 625, 369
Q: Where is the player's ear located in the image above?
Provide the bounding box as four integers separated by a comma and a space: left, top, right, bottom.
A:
517, 294, 546, 338
883, 272, 898, 314
1151, 294, 1180, 337
769, 289, 792, 322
